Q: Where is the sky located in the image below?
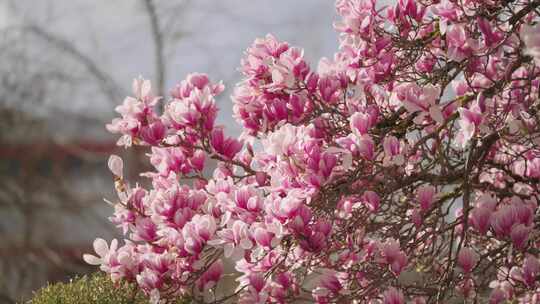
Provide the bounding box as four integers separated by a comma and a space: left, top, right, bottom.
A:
2, 0, 339, 137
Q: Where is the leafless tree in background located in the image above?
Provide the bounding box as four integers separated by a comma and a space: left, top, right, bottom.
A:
0, 0, 190, 301
0, 23, 119, 300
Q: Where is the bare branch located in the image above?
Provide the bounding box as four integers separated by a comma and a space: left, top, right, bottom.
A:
142, 0, 166, 96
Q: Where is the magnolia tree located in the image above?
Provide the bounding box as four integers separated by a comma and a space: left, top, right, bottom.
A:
84, 0, 540, 303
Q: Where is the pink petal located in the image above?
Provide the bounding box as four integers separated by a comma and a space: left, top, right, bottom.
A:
83, 254, 102, 265
107, 155, 124, 177
93, 238, 109, 257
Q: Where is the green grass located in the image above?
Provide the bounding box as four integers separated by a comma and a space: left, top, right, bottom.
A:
28, 273, 191, 304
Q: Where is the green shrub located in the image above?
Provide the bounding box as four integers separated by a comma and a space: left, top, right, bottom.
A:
29, 273, 191, 304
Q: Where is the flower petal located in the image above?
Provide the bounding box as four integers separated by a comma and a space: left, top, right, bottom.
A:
93, 238, 109, 257
83, 254, 102, 265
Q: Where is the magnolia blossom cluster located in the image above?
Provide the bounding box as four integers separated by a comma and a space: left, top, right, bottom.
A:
86, 0, 540, 303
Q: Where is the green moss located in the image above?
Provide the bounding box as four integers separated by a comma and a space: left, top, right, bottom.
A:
29, 273, 191, 304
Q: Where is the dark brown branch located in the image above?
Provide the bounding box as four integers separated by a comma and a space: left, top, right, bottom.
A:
143, 0, 166, 96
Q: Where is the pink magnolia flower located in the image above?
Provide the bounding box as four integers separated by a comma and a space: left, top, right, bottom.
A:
408, 208, 423, 228
234, 186, 262, 212
430, 0, 457, 34
252, 226, 276, 248
149, 147, 187, 176
380, 239, 408, 275
412, 297, 427, 304
232, 34, 312, 135
248, 272, 266, 294
511, 255, 540, 288
108, 155, 124, 177
458, 247, 478, 273
197, 260, 224, 290
489, 288, 507, 304
189, 150, 206, 172
510, 224, 531, 249
106, 77, 163, 147
457, 101, 483, 148
362, 191, 380, 212
512, 198, 535, 226
318, 75, 342, 103
470, 205, 493, 235
490, 207, 515, 237
490, 198, 534, 239
136, 268, 162, 291
210, 128, 243, 160
416, 185, 436, 211
350, 112, 372, 136
390, 83, 440, 121
131, 217, 158, 242
182, 215, 217, 255
83, 238, 118, 268
141, 120, 166, 145
477, 17, 502, 47
255, 171, 267, 186
318, 270, 343, 295
357, 135, 375, 160
383, 287, 405, 304
383, 135, 401, 157
132, 77, 152, 100
190, 214, 217, 241
446, 23, 473, 62
209, 220, 251, 259
167, 98, 201, 127
456, 277, 475, 298
262, 123, 302, 156
521, 255, 540, 288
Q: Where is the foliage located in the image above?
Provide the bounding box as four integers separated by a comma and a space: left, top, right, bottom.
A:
85, 0, 540, 303
29, 273, 190, 304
